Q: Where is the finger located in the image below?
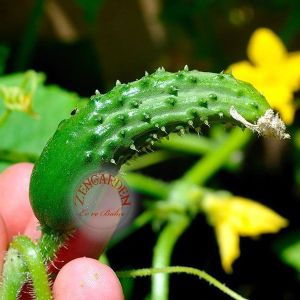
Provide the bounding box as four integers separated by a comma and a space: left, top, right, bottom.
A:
0, 213, 8, 274
53, 257, 124, 300
0, 163, 34, 241
23, 215, 41, 241
49, 228, 114, 273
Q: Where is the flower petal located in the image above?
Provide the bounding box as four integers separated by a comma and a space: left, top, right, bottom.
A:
223, 197, 288, 236
257, 85, 295, 124
276, 102, 295, 125
228, 61, 259, 84
215, 223, 240, 273
247, 28, 287, 67
285, 51, 300, 90
203, 194, 288, 273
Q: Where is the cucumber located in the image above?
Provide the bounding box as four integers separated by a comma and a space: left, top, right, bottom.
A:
29, 69, 287, 230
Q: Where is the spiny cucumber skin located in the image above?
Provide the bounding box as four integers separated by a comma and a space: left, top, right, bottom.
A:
29, 69, 270, 231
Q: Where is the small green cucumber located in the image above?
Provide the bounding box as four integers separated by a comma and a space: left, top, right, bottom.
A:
29, 68, 287, 231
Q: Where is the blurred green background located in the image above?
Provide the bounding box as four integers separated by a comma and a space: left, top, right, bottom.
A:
1, 0, 300, 299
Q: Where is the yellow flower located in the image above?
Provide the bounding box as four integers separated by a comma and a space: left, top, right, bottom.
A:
202, 194, 288, 273
228, 28, 300, 124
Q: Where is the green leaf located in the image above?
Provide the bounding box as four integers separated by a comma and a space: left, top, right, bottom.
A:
0, 72, 83, 172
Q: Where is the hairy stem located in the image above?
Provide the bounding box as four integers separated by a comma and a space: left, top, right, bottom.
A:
117, 266, 248, 300
0, 248, 27, 300
0, 228, 66, 300
151, 216, 189, 300
38, 226, 67, 261
10, 236, 51, 300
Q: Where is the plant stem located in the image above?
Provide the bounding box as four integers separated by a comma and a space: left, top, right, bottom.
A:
151, 216, 190, 300
122, 151, 176, 171
124, 172, 170, 198
38, 226, 67, 261
159, 133, 214, 155
117, 266, 248, 300
0, 228, 66, 300
0, 248, 27, 300
183, 128, 251, 185
107, 211, 153, 250
11, 236, 52, 300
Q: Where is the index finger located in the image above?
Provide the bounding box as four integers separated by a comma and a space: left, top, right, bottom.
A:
0, 163, 35, 241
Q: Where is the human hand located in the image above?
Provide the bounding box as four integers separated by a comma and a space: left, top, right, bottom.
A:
0, 163, 124, 300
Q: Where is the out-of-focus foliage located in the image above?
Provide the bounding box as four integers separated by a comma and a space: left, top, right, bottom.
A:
0, 72, 83, 171
0, 45, 9, 75
275, 232, 300, 275
0, 70, 40, 117
74, 0, 106, 23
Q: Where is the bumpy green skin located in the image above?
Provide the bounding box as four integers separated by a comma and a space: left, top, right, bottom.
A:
29, 69, 270, 231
